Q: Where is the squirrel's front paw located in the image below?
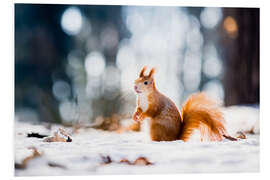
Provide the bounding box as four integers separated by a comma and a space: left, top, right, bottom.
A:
133, 111, 143, 122
132, 112, 139, 121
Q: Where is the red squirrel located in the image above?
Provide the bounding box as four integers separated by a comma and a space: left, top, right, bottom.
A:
132, 66, 227, 142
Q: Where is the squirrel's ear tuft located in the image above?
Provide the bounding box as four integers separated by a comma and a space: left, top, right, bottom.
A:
148, 68, 156, 78
139, 66, 147, 77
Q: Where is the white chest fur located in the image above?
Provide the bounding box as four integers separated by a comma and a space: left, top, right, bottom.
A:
138, 93, 149, 112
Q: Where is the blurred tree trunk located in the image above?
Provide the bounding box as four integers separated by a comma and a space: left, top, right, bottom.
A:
220, 8, 259, 106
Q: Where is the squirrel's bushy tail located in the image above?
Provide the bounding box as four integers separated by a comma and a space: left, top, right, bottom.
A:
179, 93, 226, 141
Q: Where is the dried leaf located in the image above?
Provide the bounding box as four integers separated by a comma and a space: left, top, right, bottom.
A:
119, 158, 133, 165
67, 136, 72, 142
101, 155, 112, 164
100, 155, 153, 166
133, 157, 153, 165
15, 147, 42, 169
43, 136, 66, 142
223, 134, 238, 141
58, 128, 69, 137
245, 126, 255, 134
48, 162, 67, 169
119, 157, 153, 166
236, 131, 247, 139
43, 128, 72, 142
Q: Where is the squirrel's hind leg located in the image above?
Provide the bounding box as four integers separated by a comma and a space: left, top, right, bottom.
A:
150, 123, 178, 141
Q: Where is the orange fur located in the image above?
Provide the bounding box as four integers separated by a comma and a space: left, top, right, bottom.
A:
132, 66, 227, 142
139, 66, 147, 77
179, 93, 226, 141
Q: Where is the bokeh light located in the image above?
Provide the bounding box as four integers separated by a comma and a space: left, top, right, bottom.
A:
61, 7, 83, 36
100, 27, 119, 51
202, 44, 223, 78
84, 52, 106, 77
200, 7, 222, 29
202, 80, 224, 103
183, 52, 202, 92
116, 42, 136, 71
186, 15, 204, 52
103, 66, 121, 100
59, 100, 78, 122
86, 76, 102, 98
223, 16, 238, 38
104, 66, 121, 91
52, 80, 71, 101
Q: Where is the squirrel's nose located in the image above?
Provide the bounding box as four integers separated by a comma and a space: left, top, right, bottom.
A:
134, 85, 138, 90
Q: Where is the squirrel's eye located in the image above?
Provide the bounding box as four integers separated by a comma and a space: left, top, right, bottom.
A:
144, 81, 148, 85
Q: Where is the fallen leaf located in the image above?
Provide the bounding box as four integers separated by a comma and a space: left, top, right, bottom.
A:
100, 155, 153, 166
100, 155, 112, 164
48, 162, 67, 169
43, 128, 72, 142
236, 131, 247, 139
223, 134, 238, 141
66, 136, 72, 142
245, 126, 255, 134
119, 158, 133, 165
133, 157, 153, 165
119, 157, 153, 166
15, 147, 42, 169
43, 136, 66, 142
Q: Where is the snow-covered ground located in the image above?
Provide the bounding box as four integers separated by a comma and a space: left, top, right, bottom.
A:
14, 106, 260, 176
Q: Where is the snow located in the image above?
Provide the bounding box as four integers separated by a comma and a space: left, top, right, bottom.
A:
14, 106, 259, 176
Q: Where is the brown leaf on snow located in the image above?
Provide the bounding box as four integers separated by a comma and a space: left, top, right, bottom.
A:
15, 147, 42, 169
119, 157, 153, 166
43, 136, 66, 142
119, 158, 133, 165
100, 155, 112, 164
100, 155, 153, 166
133, 157, 153, 165
223, 134, 238, 141
245, 126, 256, 134
236, 131, 247, 139
43, 128, 72, 142
48, 162, 67, 169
